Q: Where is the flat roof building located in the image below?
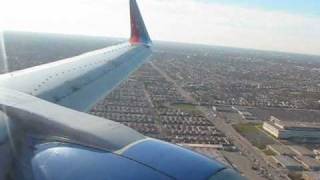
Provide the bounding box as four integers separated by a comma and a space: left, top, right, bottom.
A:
263, 116, 320, 139
272, 155, 304, 171
289, 145, 314, 157
314, 149, 320, 160
232, 106, 256, 120
295, 156, 320, 171
267, 145, 296, 156
314, 149, 320, 156
212, 105, 234, 112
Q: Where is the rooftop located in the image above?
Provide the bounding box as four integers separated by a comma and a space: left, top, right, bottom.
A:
267, 145, 296, 156
270, 116, 320, 130
296, 156, 320, 169
289, 145, 314, 156
273, 155, 303, 168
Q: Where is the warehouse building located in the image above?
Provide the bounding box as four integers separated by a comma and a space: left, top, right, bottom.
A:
212, 105, 234, 112
272, 155, 304, 171
289, 145, 314, 157
267, 145, 296, 156
232, 106, 256, 121
295, 156, 320, 171
314, 149, 320, 160
263, 116, 320, 139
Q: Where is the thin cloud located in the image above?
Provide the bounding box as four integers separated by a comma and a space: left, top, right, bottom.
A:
0, 0, 319, 55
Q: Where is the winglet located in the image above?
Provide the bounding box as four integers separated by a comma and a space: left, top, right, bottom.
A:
129, 0, 152, 46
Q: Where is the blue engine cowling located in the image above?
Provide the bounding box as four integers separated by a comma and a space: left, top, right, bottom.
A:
32, 139, 245, 180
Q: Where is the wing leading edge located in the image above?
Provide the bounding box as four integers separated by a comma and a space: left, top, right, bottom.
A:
0, 0, 152, 112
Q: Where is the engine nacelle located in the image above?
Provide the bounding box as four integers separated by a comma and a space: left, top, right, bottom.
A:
0, 111, 11, 180
0, 111, 8, 143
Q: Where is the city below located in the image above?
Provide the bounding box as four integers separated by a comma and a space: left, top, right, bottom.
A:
1, 31, 320, 180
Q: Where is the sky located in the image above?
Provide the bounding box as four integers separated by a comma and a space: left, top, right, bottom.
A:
0, 0, 319, 55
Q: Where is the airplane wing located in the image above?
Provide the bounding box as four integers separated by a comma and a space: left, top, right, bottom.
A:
0, 0, 245, 179
0, 0, 151, 112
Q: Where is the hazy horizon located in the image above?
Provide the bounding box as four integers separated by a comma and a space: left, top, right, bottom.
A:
4, 30, 320, 58
1, 0, 320, 55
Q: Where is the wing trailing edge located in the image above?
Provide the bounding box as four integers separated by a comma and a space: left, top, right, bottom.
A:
129, 0, 152, 46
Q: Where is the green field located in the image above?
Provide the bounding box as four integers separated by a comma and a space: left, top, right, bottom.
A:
171, 104, 201, 113
233, 123, 260, 134
233, 123, 276, 150
262, 149, 277, 156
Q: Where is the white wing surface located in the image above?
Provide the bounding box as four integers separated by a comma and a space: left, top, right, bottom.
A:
0, 0, 151, 112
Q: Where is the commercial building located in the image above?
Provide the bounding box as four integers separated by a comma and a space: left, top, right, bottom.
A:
295, 156, 320, 171
212, 105, 234, 113
240, 111, 256, 121
272, 155, 304, 171
232, 107, 256, 121
263, 116, 320, 139
289, 145, 314, 157
314, 149, 320, 160
266, 145, 296, 156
